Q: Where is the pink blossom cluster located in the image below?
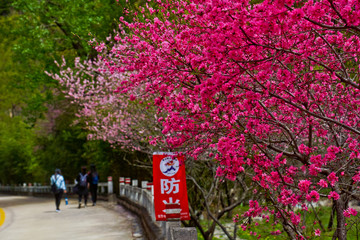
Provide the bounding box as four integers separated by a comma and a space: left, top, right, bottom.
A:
306, 190, 320, 202
328, 191, 340, 200
343, 208, 358, 218
270, 230, 282, 235
243, 200, 264, 218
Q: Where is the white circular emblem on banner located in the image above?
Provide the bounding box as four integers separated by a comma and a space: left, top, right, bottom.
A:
160, 156, 180, 177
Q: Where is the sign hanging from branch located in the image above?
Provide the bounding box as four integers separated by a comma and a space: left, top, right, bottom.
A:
153, 152, 190, 221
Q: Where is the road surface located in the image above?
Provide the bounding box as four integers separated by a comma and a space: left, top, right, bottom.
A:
0, 194, 142, 240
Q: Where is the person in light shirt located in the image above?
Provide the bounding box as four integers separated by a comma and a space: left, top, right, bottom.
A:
50, 168, 67, 212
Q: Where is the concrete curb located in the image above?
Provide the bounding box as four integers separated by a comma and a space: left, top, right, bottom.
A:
117, 195, 164, 240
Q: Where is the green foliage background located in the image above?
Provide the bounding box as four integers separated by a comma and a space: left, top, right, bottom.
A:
0, 0, 151, 185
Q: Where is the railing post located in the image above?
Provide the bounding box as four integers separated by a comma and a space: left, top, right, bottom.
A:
146, 182, 155, 221
141, 181, 148, 189
33, 184, 37, 194
107, 176, 117, 204
146, 182, 153, 192
28, 183, 33, 196
107, 176, 113, 194
125, 177, 131, 185
132, 179, 138, 187
140, 181, 147, 205
123, 178, 130, 199
132, 179, 138, 202
119, 177, 124, 196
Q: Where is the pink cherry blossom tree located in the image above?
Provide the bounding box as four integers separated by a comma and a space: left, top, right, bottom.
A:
53, 0, 360, 239
48, 55, 168, 155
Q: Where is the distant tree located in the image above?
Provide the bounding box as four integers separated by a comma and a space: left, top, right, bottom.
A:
0, 8, 38, 183
0, 117, 36, 184
0, 0, 13, 16
0, 0, 145, 184
10, 0, 130, 124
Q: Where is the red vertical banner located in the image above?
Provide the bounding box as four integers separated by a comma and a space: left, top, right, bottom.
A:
153, 152, 190, 221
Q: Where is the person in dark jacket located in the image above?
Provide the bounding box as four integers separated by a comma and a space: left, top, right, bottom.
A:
88, 164, 99, 206
76, 166, 89, 208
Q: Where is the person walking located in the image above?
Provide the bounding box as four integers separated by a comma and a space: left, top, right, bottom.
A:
76, 166, 89, 208
88, 164, 99, 206
50, 169, 67, 213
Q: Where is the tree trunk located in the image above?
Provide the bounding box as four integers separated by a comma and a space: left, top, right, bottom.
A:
335, 198, 347, 240
328, 203, 336, 231
282, 223, 297, 240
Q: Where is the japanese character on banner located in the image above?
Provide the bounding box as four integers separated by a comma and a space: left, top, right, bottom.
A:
161, 178, 180, 194
162, 197, 180, 213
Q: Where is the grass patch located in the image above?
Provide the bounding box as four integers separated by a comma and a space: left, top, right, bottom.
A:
196, 205, 360, 239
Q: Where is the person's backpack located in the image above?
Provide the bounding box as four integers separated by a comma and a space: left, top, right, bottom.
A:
51, 176, 60, 194
79, 173, 87, 187
51, 182, 58, 193
92, 173, 99, 185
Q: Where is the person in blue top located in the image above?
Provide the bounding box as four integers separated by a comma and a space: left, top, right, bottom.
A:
50, 169, 67, 212
88, 164, 99, 206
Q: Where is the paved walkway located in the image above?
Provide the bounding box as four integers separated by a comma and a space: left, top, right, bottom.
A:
0, 194, 141, 240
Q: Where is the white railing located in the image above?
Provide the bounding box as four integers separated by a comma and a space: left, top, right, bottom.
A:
0, 183, 109, 195
120, 183, 156, 221
119, 179, 167, 239
0, 185, 50, 193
